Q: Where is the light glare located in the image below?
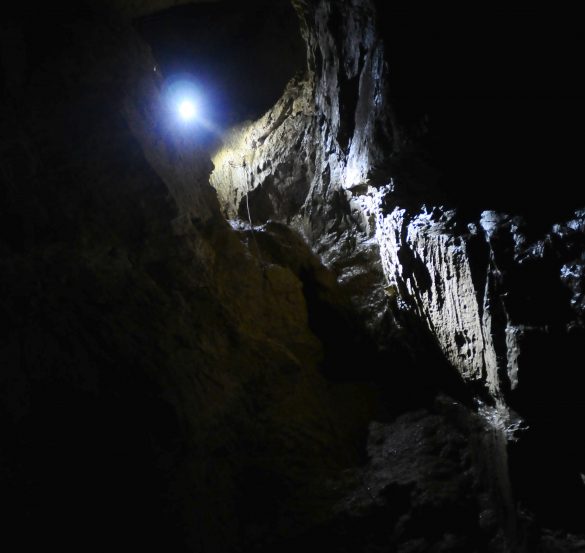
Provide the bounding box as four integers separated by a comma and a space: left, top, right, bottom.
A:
179, 99, 197, 121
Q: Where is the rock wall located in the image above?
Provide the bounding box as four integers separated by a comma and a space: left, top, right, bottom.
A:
0, 8, 382, 552
211, 0, 393, 336
210, 0, 585, 540
210, 0, 585, 414
3, 1, 585, 550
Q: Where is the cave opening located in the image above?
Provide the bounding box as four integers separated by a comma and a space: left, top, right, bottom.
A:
135, 0, 306, 137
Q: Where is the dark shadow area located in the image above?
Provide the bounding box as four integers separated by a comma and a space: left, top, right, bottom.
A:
508, 325, 585, 531
375, 6, 585, 224
135, 0, 306, 130
1, 381, 191, 552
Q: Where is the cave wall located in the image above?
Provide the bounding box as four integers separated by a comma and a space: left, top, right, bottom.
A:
211, 0, 393, 336
210, 0, 585, 534
2, 0, 585, 550
0, 7, 381, 552
211, 0, 585, 413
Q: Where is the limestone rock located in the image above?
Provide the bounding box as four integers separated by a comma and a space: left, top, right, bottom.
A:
209, 0, 585, 542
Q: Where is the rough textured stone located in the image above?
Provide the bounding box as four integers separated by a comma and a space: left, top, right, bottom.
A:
209, 0, 585, 547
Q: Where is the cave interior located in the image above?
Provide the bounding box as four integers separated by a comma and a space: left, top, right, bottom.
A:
1, 2, 585, 552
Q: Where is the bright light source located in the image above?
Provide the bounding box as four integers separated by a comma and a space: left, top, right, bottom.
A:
178, 99, 197, 122
162, 76, 218, 136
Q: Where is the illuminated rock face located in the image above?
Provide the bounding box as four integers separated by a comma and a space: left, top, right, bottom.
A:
211, 0, 585, 405
211, 0, 390, 226
375, 204, 504, 394
211, 77, 315, 223
211, 0, 392, 334
374, 202, 585, 404
211, 0, 585, 542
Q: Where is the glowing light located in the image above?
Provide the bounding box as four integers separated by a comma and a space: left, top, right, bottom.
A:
162, 75, 221, 138
178, 99, 198, 122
